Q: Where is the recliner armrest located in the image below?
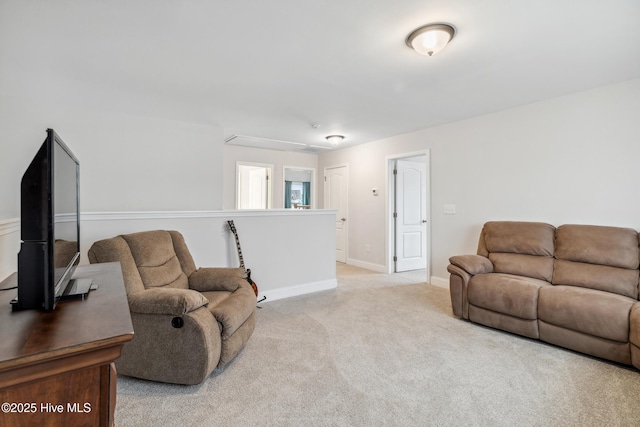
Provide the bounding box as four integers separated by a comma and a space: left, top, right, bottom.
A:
128, 288, 209, 316
188, 267, 245, 293
448, 254, 494, 275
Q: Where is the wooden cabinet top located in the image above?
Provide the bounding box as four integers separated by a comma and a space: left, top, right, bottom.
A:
0, 262, 134, 373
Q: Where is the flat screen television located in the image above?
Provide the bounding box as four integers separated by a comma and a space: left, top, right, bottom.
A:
13, 129, 90, 311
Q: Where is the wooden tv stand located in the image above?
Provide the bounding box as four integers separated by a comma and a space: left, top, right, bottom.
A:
0, 262, 133, 427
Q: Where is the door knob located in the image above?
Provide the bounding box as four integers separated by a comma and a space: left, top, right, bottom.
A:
341, 218, 346, 222
422, 220, 427, 223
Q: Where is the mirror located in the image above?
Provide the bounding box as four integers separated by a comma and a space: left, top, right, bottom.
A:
236, 162, 273, 209
284, 166, 315, 209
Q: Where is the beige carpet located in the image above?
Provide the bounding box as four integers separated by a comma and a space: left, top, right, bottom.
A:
115, 264, 640, 426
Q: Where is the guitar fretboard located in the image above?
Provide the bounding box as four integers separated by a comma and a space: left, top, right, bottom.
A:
227, 220, 247, 274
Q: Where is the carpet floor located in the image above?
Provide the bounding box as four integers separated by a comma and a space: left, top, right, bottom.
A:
115, 264, 640, 426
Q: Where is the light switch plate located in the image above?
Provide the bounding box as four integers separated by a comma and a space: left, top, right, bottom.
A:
443, 204, 456, 214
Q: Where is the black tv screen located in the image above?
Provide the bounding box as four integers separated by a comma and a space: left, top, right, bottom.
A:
52, 139, 80, 281
15, 129, 81, 310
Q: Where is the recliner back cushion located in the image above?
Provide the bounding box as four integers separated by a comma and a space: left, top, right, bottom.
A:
122, 231, 189, 290
553, 224, 640, 299
479, 222, 556, 281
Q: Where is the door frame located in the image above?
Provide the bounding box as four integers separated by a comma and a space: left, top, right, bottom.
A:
324, 163, 349, 264
385, 150, 431, 278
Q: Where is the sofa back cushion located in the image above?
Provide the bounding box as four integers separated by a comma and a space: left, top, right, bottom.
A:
553, 224, 640, 299
478, 221, 556, 282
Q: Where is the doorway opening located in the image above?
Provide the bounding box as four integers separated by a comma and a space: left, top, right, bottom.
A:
283, 166, 316, 209
386, 151, 431, 277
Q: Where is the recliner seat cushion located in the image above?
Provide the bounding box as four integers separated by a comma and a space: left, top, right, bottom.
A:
538, 285, 635, 343
468, 273, 550, 320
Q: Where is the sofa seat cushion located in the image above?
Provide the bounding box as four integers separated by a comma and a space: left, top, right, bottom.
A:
538, 286, 635, 343
468, 273, 550, 320
201, 286, 256, 340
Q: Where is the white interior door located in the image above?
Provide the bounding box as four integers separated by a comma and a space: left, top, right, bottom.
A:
325, 166, 348, 263
237, 162, 272, 209
395, 159, 427, 272
248, 168, 267, 208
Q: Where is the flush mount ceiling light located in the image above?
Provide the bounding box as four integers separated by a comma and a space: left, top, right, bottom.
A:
326, 135, 345, 145
406, 23, 455, 56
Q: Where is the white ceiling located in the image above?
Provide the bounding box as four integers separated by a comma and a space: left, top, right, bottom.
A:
2, 1, 640, 151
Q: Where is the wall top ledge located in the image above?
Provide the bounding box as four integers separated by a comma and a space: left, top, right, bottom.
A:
81, 209, 337, 221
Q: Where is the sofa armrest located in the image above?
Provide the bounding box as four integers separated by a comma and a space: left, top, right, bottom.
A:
448, 254, 493, 275
127, 288, 209, 316
447, 255, 492, 320
188, 267, 246, 293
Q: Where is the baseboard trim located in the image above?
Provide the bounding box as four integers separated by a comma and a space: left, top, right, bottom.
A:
429, 276, 449, 289
261, 279, 337, 303
346, 258, 387, 273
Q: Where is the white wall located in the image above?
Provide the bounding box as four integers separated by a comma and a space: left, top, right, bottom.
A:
0, 221, 20, 282
223, 145, 318, 209
318, 78, 640, 281
0, 7, 225, 218
0, 27, 225, 281
0, 106, 224, 281
81, 210, 337, 302
0, 103, 224, 219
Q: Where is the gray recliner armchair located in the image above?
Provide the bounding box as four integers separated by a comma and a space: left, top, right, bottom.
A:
88, 230, 256, 385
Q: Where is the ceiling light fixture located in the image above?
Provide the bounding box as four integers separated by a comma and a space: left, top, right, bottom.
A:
326, 135, 345, 145
406, 23, 455, 56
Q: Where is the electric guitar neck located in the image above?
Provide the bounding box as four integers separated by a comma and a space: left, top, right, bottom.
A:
227, 220, 260, 298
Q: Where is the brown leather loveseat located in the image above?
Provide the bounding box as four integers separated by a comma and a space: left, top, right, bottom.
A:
447, 221, 640, 369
